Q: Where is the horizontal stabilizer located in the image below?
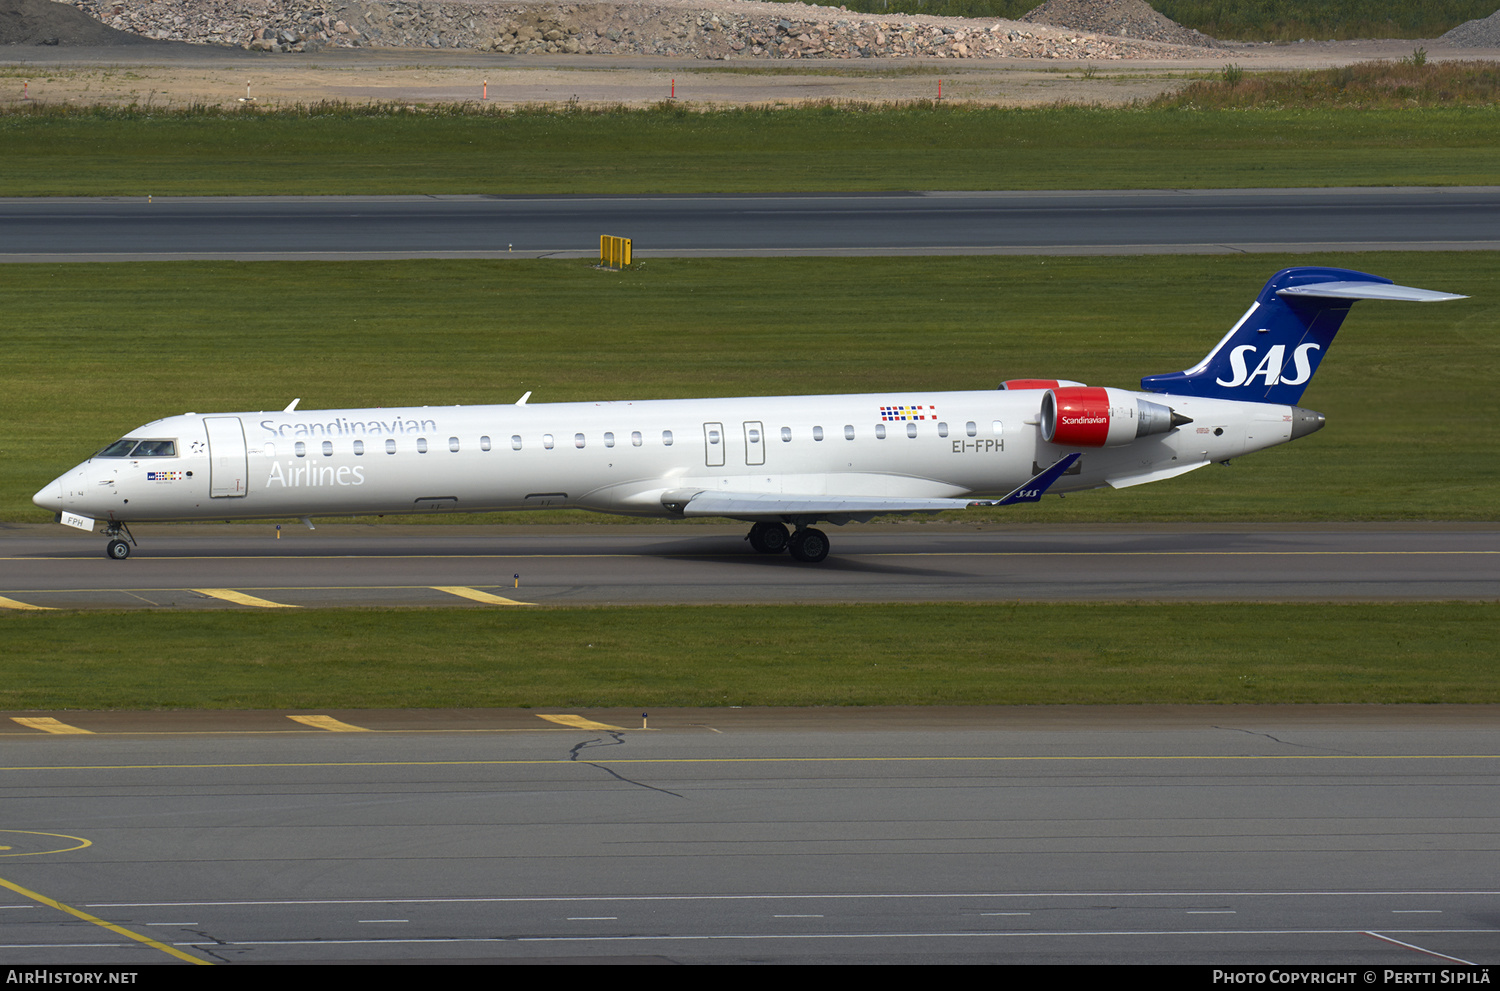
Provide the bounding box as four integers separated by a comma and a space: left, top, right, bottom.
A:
1278, 282, 1467, 303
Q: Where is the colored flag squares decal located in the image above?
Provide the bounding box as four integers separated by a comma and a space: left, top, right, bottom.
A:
879, 405, 936, 421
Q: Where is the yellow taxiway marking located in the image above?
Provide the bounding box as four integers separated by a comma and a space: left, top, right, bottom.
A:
537, 714, 629, 731
11, 717, 92, 735
0, 595, 52, 610
287, 715, 370, 732
0, 754, 1496, 773
431, 586, 534, 606
0, 873, 211, 965
193, 588, 298, 608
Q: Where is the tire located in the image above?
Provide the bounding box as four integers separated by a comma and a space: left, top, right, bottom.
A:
787, 527, 829, 563
106, 539, 130, 560
758, 523, 789, 554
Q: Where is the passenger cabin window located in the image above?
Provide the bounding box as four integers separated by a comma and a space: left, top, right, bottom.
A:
385, 439, 397, 454
662, 430, 674, 447
992, 420, 1004, 436
511, 435, 522, 451
295, 442, 306, 458
543, 434, 555, 450
575, 433, 586, 449
449, 437, 460, 452
966, 421, 977, 437
480, 436, 491, 452
264, 443, 276, 458
844, 425, 855, 440
938, 422, 949, 438
417, 438, 428, 454
631, 431, 642, 447
813, 426, 824, 441
321, 441, 333, 457
907, 422, 917, 438
604, 432, 615, 448
876, 424, 886, 440
353, 440, 364, 456
781, 427, 792, 443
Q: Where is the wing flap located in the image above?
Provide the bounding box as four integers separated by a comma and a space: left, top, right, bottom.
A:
679, 491, 975, 522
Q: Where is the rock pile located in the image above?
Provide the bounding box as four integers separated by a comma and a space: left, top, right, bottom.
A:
1441, 7, 1500, 46
0, 0, 151, 44
1022, 0, 1221, 49
61, 0, 1223, 59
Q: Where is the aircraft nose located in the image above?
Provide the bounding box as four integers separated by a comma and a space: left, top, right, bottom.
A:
33, 478, 64, 513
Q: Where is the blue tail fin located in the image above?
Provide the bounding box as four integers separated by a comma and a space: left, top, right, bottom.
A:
1140, 267, 1463, 405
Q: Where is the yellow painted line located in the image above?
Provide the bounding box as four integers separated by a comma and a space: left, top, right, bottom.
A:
873, 550, 1500, 558
0, 754, 1496, 773
192, 588, 298, 608
432, 586, 534, 606
0, 873, 212, 965
0, 594, 52, 610
537, 714, 629, 731
11, 717, 92, 735
287, 714, 370, 732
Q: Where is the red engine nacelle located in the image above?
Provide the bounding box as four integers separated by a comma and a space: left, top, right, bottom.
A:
1041, 387, 1185, 448
999, 378, 1085, 390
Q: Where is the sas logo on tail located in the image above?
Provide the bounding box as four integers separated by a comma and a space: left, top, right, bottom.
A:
1216, 343, 1321, 388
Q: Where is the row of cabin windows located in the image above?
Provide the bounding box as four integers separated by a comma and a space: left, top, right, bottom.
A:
276, 421, 1002, 458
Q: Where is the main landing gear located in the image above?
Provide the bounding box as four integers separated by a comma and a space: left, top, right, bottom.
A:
103, 522, 136, 560
746, 522, 830, 564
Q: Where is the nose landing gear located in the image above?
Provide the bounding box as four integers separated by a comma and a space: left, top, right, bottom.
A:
103, 523, 136, 560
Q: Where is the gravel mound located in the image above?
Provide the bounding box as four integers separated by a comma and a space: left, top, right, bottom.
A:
56, 0, 1223, 59
0, 0, 154, 44
1022, 0, 1222, 48
1441, 8, 1500, 46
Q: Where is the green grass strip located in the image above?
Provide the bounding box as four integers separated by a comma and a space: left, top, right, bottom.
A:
2, 104, 1498, 194
1, 603, 1495, 710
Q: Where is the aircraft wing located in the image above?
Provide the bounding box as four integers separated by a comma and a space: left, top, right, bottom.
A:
673, 455, 1083, 523
677, 491, 977, 522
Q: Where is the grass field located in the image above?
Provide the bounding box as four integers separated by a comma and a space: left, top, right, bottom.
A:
1, 603, 1495, 710
6, 252, 1495, 525
1153, 60, 1500, 109
3, 104, 1499, 194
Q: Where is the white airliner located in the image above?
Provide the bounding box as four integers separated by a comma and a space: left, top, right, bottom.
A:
34, 267, 1463, 562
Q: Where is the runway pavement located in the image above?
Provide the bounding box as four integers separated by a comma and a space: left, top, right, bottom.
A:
2, 522, 1497, 608
3, 187, 1500, 262
0, 705, 1495, 965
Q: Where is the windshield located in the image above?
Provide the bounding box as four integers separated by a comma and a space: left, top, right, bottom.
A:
96, 439, 177, 458
97, 439, 138, 457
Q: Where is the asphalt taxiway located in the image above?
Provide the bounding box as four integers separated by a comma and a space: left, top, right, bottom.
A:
0, 705, 1496, 966
3, 187, 1499, 262
2, 523, 1497, 609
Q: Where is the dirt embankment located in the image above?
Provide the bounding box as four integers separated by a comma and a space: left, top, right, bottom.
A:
53, 0, 1224, 60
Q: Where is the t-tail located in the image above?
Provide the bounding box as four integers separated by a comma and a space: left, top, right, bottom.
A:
1140, 267, 1465, 405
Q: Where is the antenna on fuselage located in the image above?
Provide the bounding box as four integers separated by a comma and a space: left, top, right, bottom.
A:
515, 391, 531, 406
284, 398, 300, 412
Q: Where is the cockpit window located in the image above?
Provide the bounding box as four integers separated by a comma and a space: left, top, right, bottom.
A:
97, 439, 176, 458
